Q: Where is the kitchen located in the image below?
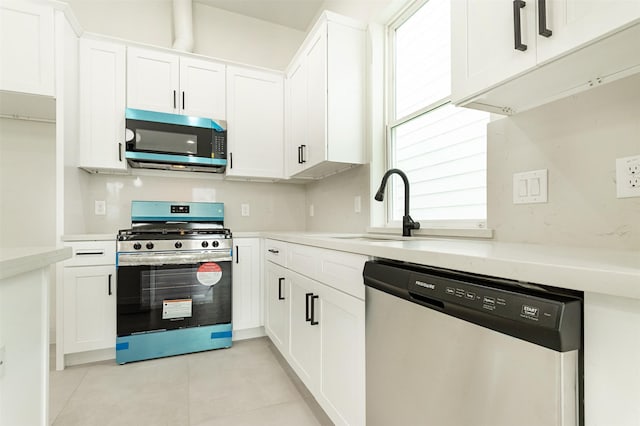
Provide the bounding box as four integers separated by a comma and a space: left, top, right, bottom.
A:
0, 0, 639, 425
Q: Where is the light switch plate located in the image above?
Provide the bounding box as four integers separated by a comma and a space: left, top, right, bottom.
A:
241, 204, 250, 217
94, 200, 106, 215
616, 155, 640, 198
513, 169, 548, 204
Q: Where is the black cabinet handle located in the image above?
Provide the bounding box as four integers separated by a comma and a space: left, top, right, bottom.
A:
182, 91, 185, 109
268, 249, 279, 254
297, 146, 302, 164
305, 292, 313, 321
537, 0, 552, 37
173, 90, 177, 108
235, 246, 239, 263
310, 294, 319, 326
301, 144, 307, 163
108, 274, 112, 295
278, 277, 285, 300
513, 0, 528, 51
118, 143, 123, 162
229, 152, 233, 169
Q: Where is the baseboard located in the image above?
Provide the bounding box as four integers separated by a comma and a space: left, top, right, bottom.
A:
65, 348, 115, 366
233, 326, 266, 341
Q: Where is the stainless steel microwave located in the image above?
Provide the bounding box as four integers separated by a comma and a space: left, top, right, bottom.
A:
125, 108, 227, 172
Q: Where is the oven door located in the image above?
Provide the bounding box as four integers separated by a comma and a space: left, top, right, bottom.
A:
116, 250, 232, 336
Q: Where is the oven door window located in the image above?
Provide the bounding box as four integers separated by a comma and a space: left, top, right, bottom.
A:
117, 261, 231, 336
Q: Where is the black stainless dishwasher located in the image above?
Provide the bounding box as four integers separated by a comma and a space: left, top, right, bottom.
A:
363, 259, 583, 426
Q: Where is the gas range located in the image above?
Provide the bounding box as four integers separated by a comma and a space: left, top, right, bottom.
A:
117, 224, 232, 253
116, 201, 232, 254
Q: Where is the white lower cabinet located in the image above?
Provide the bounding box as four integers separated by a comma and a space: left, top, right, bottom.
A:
232, 238, 262, 334
317, 281, 365, 426
60, 240, 117, 368
288, 271, 321, 391
63, 265, 116, 353
265, 262, 289, 353
263, 240, 366, 426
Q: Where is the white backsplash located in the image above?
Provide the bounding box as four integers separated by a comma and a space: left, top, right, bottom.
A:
81, 172, 307, 234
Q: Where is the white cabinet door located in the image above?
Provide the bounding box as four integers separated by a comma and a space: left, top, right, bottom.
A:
78, 38, 127, 172
127, 47, 180, 114
63, 265, 116, 354
318, 284, 365, 426
226, 66, 284, 179
286, 59, 308, 177
0, 1, 54, 96
537, 0, 640, 63
232, 238, 262, 331
451, 0, 537, 105
305, 29, 328, 170
179, 56, 226, 119
265, 262, 289, 353
288, 271, 321, 392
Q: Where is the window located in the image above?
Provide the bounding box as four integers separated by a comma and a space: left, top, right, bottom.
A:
387, 0, 490, 229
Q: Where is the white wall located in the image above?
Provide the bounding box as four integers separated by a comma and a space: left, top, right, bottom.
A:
82, 173, 306, 233
487, 73, 640, 250
0, 118, 56, 248
66, 0, 305, 70
305, 165, 370, 233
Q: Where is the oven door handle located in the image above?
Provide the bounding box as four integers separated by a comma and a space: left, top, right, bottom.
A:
117, 251, 232, 266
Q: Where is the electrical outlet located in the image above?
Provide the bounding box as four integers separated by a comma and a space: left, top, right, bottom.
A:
309, 204, 315, 217
616, 155, 640, 198
354, 196, 362, 213
241, 204, 250, 217
94, 200, 106, 215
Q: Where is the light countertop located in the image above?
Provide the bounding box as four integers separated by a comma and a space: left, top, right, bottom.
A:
0, 246, 72, 280
62, 234, 115, 242
261, 232, 640, 300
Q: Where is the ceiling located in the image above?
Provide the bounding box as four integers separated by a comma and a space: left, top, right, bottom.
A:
195, 0, 324, 31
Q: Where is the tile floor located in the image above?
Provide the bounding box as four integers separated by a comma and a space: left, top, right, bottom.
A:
49, 337, 333, 426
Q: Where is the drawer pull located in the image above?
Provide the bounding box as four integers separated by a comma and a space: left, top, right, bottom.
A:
268, 249, 279, 254
76, 250, 105, 256
108, 274, 112, 295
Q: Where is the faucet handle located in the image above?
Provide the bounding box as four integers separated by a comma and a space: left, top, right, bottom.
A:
402, 215, 420, 237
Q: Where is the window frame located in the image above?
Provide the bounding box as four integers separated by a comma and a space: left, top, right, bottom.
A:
384, 0, 489, 231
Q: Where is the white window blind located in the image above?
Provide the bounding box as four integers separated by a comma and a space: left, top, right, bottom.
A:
388, 0, 490, 228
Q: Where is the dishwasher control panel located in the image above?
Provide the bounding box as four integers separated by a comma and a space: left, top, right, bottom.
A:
407, 271, 565, 328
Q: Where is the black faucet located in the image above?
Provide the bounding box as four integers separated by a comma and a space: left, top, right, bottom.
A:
374, 168, 420, 237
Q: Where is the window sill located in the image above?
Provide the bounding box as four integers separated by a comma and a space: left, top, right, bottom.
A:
366, 226, 494, 239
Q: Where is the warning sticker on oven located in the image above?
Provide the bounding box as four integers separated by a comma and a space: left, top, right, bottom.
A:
163, 299, 192, 319
196, 262, 223, 286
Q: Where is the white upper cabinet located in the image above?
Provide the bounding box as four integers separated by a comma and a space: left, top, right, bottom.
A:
179, 56, 226, 119
537, 0, 640, 63
0, 0, 54, 96
226, 65, 285, 179
452, 0, 640, 114
127, 46, 226, 119
285, 11, 366, 179
78, 38, 127, 172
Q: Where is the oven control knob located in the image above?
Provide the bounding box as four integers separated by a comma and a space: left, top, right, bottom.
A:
175, 242, 182, 249
201, 241, 209, 248
133, 243, 142, 250
146, 242, 154, 250
212, 240, 219, 248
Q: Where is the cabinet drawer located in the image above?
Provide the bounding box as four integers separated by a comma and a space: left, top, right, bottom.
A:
315, 248, 367, 300
64, 241, 116, 267
264, 239, 288, 267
